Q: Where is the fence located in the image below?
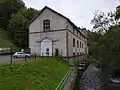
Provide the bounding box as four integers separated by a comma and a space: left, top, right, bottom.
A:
0, 47, 38, 65
0, 46, 89, 66
55, 67, 73, 90
58, 54, 89, 90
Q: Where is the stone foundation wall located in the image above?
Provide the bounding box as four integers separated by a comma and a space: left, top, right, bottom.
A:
62, 55, 88, 66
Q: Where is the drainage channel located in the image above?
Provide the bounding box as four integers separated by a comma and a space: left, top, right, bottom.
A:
73, 62, 90, 90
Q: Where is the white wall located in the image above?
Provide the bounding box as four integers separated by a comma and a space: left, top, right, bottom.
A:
29, 8, 68, 33
41, 39, 52, 56
66, 20, 87, 56
29, 33, 41, 56
29, 30, 67, 56
68, 31, 85, 56
29, 7, 88, 56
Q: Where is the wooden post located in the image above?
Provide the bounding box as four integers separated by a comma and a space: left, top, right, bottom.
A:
25, 55, 27, 62
35, 53, 36, 60
61, 51, 62, 60
10, 46, 12, 64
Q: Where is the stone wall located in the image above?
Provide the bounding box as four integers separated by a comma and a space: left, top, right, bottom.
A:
61, 55, 88, 66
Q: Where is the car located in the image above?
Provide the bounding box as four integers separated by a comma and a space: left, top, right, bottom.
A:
13, 52, 30, 58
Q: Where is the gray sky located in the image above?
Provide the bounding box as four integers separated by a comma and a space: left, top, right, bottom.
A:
23, 0, 120, 30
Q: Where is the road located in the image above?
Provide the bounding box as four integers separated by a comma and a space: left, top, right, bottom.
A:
0, 55, 29, 65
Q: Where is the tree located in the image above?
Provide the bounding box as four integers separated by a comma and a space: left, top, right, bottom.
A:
7, 7, 38, 49
99, 26, 120, 74
115, 5, 120, 20
25, 8, 38, 21
91, 11, 117, 34
89, 5, 120, 77
87, 30, 102, 64
0, 0, 25, 29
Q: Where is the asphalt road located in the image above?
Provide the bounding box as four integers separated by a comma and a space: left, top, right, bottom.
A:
0, 55, 28, 65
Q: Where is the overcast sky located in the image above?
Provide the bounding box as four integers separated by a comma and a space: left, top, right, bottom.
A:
23, 0, 120, 30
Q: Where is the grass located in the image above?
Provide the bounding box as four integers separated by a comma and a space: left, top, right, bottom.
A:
0, 57, 70, 90
0, 39, 13, 47
0, 29, 14, 48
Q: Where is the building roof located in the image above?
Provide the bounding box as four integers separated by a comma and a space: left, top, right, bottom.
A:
29, 6, 86, 38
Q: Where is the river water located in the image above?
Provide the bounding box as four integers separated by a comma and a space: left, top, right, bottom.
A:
79, 64, 120, 90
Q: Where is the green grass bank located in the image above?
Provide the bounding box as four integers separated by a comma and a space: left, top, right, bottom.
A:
0, 57, 70, 90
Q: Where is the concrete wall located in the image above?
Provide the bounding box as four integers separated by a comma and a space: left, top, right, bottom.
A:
29, 30, 67, 56
29, 8, 68, 33
67, 30, 85, 56
29, 33, 41, 56
66, 20, 87, 56
29, 7, 88, 57
62, 55, 88, 66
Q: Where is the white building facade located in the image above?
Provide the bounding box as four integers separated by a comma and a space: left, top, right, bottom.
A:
29, 6, 88, 57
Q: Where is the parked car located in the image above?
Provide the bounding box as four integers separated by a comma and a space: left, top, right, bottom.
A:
13, 52, 30, 58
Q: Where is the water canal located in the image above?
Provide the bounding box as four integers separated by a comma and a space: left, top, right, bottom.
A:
74, 64, 120, 90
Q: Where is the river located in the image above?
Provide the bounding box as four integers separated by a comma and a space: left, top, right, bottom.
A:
79, 64, 120, 90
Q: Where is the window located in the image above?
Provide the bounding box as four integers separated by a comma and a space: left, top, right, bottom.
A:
77, 53, 79, 55
17, 52, 24, 54
82, 43, 84, 48
85, 47, 87, 54
46, 48, 49, 51
77, 40, 79, 48
43, 20, 50, 29
73, 53, 76, 55
73, 38, 75, 47
16, 52, 25, 54
55, 49, 59, 56
80, 42, 81, 48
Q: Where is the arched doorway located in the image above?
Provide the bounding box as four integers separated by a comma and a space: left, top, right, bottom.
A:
41, 39, 52, 56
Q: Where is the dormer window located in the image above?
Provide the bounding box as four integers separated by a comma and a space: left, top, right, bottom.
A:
43, 19, 50, 29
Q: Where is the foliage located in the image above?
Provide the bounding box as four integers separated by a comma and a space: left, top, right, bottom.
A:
91, 11, 117, 34
0, 0, 38, 49
0, 57, 69, 90
7, 7, 38, 49
0, 28, 14, 48
115, 5, 120, 20
87, 30, 102, 64
7, 8, 28, 49
89, 5, 120, 75
99, 26, 120, 72
0, 0, 25, 29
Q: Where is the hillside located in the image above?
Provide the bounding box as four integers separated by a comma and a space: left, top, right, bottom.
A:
0, 57, 70, 90
0, 29, 13, 48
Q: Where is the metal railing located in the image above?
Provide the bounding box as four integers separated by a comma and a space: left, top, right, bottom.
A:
55, 67, 73, 90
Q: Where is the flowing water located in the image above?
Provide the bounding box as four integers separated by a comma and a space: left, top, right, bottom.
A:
79, 64, 120, 90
